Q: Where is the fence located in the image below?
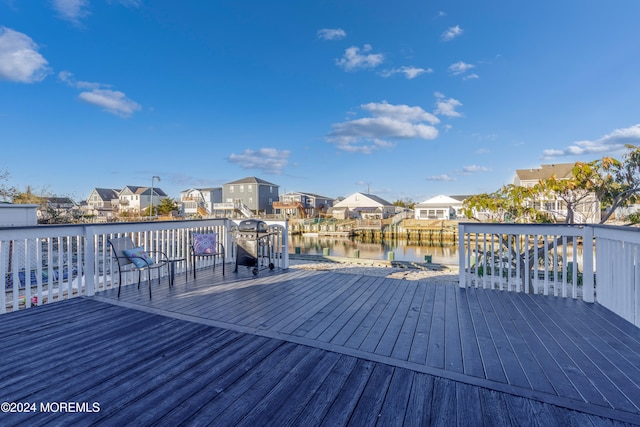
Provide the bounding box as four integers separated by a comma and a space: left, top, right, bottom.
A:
1, 219, 288, 313
458, 222, 639, 327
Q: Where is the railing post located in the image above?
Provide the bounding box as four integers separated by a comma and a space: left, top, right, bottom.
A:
84, 225, 96, 296
583, 225, 595, 303
459, 223, 466, 288
282, 219, 289, 269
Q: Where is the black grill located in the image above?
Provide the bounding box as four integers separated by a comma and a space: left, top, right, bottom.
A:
234, 220, 274, 275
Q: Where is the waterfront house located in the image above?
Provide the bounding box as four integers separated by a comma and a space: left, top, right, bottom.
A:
86, 188, 120, 220
180, 187, 222, 218
217, 177, 279, 217
328, 192, 395, 219
273, 191, 334, 218
514, 163, 601, 223
414, 195, 468, 220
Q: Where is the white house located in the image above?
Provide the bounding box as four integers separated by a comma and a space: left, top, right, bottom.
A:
414, 195, 467, 220
514, 164, 601, 223
118, 185, 168, 214
328, 192, 395, 220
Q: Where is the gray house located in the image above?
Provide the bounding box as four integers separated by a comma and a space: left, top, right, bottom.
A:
274, 191, 334, 218
220, 177, 279, 216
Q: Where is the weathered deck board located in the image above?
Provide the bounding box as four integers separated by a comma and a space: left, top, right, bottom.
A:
3, 265, 640, 425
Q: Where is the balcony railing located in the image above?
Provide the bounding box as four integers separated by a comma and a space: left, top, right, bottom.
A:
1, 219, 288, 314
458, 222, 639, 327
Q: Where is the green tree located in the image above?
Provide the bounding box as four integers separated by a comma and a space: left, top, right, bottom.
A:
12, 186, 47, 205
393, 198, 415, 209
156, 198, 179, 215
142, 198, 179, 217
463, 145, 640, 225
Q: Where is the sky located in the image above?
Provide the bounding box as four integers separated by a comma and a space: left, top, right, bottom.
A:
2, 1, 640, 204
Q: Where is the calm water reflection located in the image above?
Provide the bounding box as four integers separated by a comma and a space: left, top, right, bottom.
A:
289, 235, 460, 265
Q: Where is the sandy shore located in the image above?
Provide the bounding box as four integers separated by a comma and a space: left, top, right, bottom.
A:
288, 257, 459, 285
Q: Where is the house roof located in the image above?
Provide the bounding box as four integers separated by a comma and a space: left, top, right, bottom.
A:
417, 195, 464, 206
333, 192, 393, 208
120, 186, 167, 197
281, 191, 333, 200
141, 187, 168, 197
93, 188, 120, 201
46, 197, 76, 205
515, 163, 575, 181
225, 177, 278, 186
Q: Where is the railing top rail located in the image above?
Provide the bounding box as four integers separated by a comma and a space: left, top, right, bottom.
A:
459, 222, 588, 236
0, 219, 232, 240
593, 223, 640, 244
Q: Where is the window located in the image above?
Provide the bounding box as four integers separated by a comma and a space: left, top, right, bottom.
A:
248, 185, 253, 191
240, 185, 244, 193
230, 186, 234, 193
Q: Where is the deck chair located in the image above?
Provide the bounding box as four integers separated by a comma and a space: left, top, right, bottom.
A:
190, 232, 225, 279
108, 237, 169, 298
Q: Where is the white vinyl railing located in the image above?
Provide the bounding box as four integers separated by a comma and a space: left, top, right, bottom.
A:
1, 219, 288, 313
459, 223, 639, 327
592, 224, 640, 327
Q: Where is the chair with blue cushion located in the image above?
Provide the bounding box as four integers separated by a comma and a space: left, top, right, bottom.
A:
190, 232, 225, 279
108, 236, 169, 298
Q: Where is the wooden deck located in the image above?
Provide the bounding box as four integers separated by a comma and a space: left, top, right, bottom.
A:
1, 264, 639, 426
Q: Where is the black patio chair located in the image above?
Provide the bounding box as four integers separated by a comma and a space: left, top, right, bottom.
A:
108, 236, 169, 298
190, 232, 225, 279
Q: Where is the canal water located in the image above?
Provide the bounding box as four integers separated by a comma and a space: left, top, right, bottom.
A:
289, 234, 460, 265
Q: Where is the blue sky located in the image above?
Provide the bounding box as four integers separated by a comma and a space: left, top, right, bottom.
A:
2, 1, 640, 204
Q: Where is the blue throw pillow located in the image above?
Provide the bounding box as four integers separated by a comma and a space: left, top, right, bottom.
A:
123, 247, 155, 268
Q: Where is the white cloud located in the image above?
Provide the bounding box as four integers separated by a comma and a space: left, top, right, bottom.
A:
380, 66, 432, 79
441, 25, 463, 41
362, 101, 439, 125
60, 71, 140, 117
51, 0, 90, 24
58, 70, 104, 90
426, 174, 455, 182
435, 97, 463, 118
542, 124, 640, 159
336, 44, 384, 71
463, 73, 479, 80
78, 89, 141, 118
317, 28, 346, 40
228, 148, 290, 174
109, 0, 142, 6
448, 61, 475, 75
463, 165, 490, 174
327, 101, 439, 153
0, 27, 50, 83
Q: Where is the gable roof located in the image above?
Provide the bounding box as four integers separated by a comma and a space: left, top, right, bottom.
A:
516, 163, 575, 181
92, 188, 120, 201
417, 195, 464, 206
334, 192, 393, 208
225, 176, 278, 186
